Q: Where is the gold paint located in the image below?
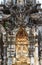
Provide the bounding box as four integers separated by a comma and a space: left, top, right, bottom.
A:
15, 26, 30, 65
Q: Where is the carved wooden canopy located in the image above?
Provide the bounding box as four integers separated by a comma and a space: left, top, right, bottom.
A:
16, 26, 28, 43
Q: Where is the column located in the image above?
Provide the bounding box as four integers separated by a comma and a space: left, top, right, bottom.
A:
13, 0, 15, 4
30, 56, 34, 65
34, 43, 39, 65
3, 44, 7, 65
2, 32, 7, 65
0, 33, 2, 65
25, 0, 26, 4
0, 46, 2, 65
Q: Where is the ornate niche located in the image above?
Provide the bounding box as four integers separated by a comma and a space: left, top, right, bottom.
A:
16, 26, 30, 65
